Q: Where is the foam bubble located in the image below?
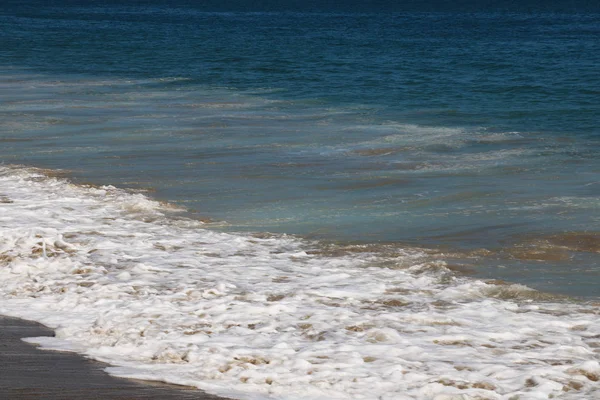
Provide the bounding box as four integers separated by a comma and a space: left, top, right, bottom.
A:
0, 165, 598, 400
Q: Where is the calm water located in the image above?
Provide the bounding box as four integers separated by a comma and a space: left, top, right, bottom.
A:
1, 1, 600, 296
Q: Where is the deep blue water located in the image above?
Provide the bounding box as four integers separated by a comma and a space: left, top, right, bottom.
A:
1, 1, 599, 296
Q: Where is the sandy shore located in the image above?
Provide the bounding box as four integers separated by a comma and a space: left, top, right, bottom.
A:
0, 315, 231, 399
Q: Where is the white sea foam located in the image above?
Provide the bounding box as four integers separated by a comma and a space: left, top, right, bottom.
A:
0, 165, 599, 400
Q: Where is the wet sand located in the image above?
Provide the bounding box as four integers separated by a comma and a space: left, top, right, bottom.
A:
0, 315, 231, 400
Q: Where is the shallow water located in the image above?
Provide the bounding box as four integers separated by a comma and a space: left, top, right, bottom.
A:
2, 66, 599, 295
1, 165, 599, 400
1, 2, 600, 399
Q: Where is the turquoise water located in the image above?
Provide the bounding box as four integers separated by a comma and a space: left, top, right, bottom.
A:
1, 2, 600, 297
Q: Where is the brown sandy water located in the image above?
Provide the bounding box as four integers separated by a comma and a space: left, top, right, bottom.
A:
306, 230, 600, 299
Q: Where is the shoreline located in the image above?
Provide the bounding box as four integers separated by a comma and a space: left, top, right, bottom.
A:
0, 315, 231, 400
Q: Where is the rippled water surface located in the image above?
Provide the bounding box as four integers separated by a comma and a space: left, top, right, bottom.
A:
1, 2, 600, 399
2, 2, 600, 296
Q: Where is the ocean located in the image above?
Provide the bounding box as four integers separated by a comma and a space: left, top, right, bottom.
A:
1, 1, 599, 399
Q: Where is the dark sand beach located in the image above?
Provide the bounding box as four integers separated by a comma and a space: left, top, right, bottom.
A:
0, 316, 230, 400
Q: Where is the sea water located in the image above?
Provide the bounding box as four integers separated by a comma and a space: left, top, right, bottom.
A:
1, 1, 600, 399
